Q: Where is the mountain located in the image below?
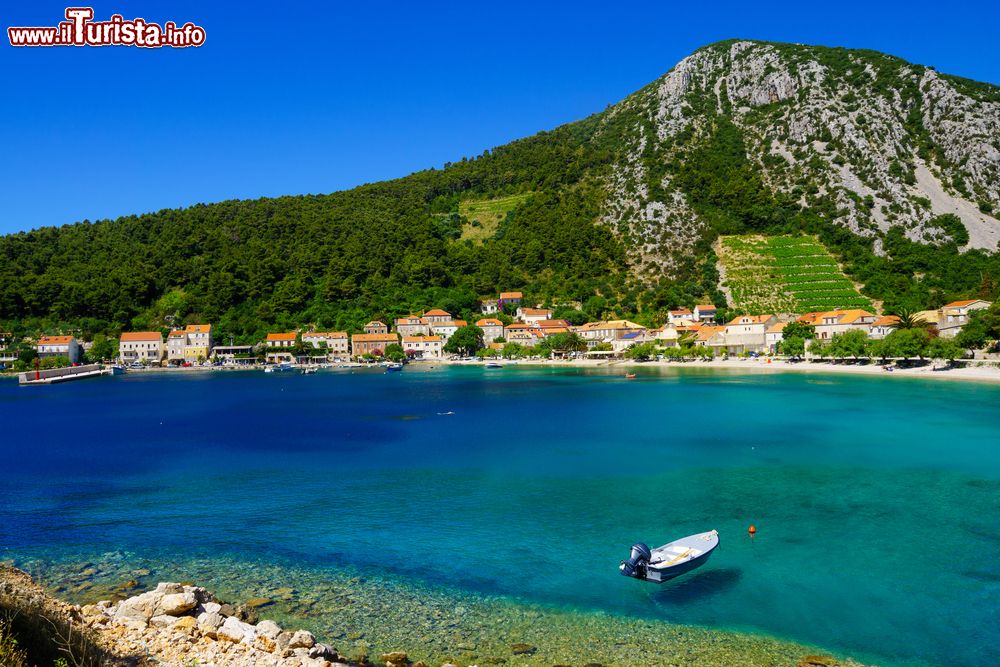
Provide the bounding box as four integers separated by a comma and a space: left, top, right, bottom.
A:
2, 40, 999, 339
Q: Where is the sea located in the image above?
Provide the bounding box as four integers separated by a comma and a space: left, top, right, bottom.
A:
1, 365, 998, 666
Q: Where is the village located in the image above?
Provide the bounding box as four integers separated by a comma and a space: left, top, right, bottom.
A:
3, 290, 993, 371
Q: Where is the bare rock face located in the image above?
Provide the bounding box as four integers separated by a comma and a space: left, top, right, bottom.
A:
598, 39, 1000, 282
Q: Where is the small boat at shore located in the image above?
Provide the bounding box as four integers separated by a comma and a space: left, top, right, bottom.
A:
301, 367, 318, 375
485, 362, 503, 369
385, 362, 403, 372
264, 362, 295, 373
619, 530, 719, 583
624, 373, 636, 379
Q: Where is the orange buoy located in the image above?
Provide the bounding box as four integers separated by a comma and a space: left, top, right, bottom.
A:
748, 525, 757, 536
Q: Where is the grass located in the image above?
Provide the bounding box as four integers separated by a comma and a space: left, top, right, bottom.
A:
718, 234, 873, 314
458, 193, 534, 243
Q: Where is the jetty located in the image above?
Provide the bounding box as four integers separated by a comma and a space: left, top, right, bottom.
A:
18, 363, 115, 386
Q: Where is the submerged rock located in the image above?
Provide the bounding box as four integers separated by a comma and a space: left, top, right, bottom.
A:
511, 642, 536, 655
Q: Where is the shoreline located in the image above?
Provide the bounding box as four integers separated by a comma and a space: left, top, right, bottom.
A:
440, 356, 1000, 384
5, 356, 1000, 385
1, 560, 871, 667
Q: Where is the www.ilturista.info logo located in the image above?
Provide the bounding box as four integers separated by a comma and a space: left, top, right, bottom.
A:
8, 7, 206, 48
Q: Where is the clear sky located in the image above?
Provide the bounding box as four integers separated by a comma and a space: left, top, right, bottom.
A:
1, 0, 997, 235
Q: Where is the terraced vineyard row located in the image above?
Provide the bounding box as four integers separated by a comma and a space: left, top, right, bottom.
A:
717, 235, 873, 314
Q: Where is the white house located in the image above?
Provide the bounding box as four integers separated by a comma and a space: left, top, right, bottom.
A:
723, 315, 777, 354
868, 315, 900, 340
938, 299, 992, 337
765, 321, 788, 354
813, 310, 877, 340
402, 335, 443, 358
431, 319, 466, 340
119, 332, 163, 365
693, 304, 717, 322
517, 307, 552, 325
37, 336, 80, 364
667, 308, 695, 326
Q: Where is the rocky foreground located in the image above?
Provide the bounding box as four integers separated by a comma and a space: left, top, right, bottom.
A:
1, 563, 865, 667
0, 565, 428, 667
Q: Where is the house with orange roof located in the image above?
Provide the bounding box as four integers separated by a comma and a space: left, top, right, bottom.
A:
166, 324, 213, 364
498, 291, 523, 308
694, 325, 727, 349
302, 331, 349, 358
575, 320, 646, 345
475, 318, 504, 342
351, 332, 399, 358
119, 331, 163, 365
938, 299, 992, 337
765, 321, 789, 354
868, 315, 900, 340
814, 310, 877, 340
37, 335, 80, 364
505, 328, 540, 347
516, 307, 552, 325
422, 309, 452, 325
395, 315, 430, 337
693, 304, 718, 322
264, 332, 297, 363
723, 315, 777, 354
402, 334, 443, 359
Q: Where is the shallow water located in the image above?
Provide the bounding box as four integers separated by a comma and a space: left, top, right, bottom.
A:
1, 366, 998, 666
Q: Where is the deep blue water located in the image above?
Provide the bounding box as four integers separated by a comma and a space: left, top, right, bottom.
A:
1, 366, 998, 666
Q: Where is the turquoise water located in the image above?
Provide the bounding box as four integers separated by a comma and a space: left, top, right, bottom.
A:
1, 366, 998, 666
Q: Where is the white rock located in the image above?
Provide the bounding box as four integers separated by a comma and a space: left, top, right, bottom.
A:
197, 611, 224, 629
256, 619, 282, 639
149, 614, 179, 628
201, 601, 222, 615
288, 629, 315, 649
217, 615, 256, 644
114, 591, 163, 621
157, 591, 197, 616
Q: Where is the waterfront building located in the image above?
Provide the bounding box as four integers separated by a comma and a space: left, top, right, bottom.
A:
868, 315, 901, 340
351, 332, 399, 358
765, 321, 788, 354
36, 335, 81, 364
723, 314, 777, 354
402, 335, 443, 358
813, 310, 877, 340
937, 300, 992, 337
119, 332, 164, 365
302, 332, 349, 358
183, 324, 213, 363
265, 332, 297, 364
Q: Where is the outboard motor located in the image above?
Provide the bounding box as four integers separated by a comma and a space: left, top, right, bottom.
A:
619, 542, 651, 579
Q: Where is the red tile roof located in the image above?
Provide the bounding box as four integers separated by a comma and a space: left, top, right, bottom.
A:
120, 332, 162, 342
38, 335, 74, 345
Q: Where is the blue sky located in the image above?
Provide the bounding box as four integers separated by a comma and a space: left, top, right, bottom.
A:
1, 0, 997, 235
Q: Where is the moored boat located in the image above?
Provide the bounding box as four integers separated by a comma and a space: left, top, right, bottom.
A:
619, 530, 719, 583
485, 362, 503, 369
264, 361, 295, 373
385, 362, 403, 372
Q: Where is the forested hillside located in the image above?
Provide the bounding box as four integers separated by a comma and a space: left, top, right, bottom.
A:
2, 39, 1000, 341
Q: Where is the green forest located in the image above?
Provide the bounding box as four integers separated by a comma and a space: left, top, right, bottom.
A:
2, 40, 1000, 345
